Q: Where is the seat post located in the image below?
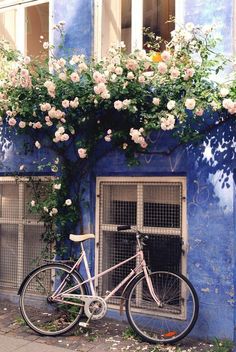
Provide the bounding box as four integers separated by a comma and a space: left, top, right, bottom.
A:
81, 242, 95, 295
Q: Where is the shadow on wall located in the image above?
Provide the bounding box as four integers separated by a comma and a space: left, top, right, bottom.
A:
186, 119, 236, 340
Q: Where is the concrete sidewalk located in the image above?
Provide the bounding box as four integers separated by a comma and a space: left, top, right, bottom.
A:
0, 300, 225, 352
0, 335, 71, 352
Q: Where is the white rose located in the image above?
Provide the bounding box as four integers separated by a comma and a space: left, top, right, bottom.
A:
167, 100, 176, 110
35, 141, 41, 149
31, 200, 36, 207
185, 98, 196, 110
65, 199, 72, 206
219, 87, 229, 97
153, 98, 160, 106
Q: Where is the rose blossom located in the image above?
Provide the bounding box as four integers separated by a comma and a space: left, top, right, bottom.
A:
185, 98, 196, 110
170, 67, 180, 79
127, 72, 135, 80
59, 72, 67, 81
185, 68, 195, 78
160, 114, 176, 131
161, 50, 171, 62
31, 200, 36, 207
105, 135, 112, 142
126, 59, 138, 71
78, 148, 87, 158
50, 208, 58, 216
43, 42, 49, 49
158, 62, 168, 74
62, 99, 70, 108
35, 141, 41, 149
114, 100, 123, 111
65, 199, 72, 206
219, 87, 229, 97
70, 72, 80, 83
8, 117, 17, 126
167, 100, 176, 110
23, 56, 31, 65
61, 133, 70, 141
196, 108, 204, 116
138, 75, 146, 84
153, 97, 160, 106
115, 67, 123, 75
53, 183, 61, 190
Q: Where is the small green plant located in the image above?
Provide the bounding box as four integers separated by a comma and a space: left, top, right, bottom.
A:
13, 316, 27, 326
122, 327, 139, 340
211, 338, 234, 352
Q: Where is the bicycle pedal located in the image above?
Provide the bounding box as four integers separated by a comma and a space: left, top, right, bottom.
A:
79, 322, 89, 328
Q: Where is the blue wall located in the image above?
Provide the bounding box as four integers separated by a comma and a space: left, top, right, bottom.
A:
0, 0, 235, 342
89, 122, 236, 340
52, 0, 93, 57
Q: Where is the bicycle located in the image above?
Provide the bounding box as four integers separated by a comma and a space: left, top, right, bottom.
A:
18, 225, 199, 344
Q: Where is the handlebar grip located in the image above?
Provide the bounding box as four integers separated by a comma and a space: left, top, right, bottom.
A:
117, 225, 131, 231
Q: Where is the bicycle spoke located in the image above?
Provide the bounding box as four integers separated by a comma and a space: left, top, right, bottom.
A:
19, 264, 85, 336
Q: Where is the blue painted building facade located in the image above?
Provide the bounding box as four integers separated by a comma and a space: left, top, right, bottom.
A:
0, 0, 236, 343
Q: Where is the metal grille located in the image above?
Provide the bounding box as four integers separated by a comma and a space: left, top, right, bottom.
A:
0, 177, 50, 291
97, 178, 185, 308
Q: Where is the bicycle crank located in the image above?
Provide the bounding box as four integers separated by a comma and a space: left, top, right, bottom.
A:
84, 296, 107, 320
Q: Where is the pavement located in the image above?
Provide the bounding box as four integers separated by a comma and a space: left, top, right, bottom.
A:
0, 299, 231, 352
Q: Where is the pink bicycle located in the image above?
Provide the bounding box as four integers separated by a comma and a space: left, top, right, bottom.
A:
18, 225, 199, 344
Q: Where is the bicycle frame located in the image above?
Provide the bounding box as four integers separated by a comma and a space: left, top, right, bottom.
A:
52, 239, 162, 306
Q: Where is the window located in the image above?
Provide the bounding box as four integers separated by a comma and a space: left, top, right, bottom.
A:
0, 0, 50, 58
96, 176, 186, 307
94, 0, 175, 58
0, 177, 51, 292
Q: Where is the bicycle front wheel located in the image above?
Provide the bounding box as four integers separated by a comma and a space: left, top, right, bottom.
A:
126, 271, 199, 344
19, 263, 86, 336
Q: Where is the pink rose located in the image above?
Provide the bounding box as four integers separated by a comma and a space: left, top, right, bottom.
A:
157, 62, 168, 74
19, 121, 26, 128
70, 72, 80, 82
8, 117, 17, 126
62, 99, 70, 108
78, 148, 87, 158
170, 67, 180, 79
114, 100, 123, 111
161, 50, 171, 62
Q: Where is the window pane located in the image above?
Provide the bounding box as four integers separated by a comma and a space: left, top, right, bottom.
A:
121, 0, 131, 52
24, 224, 47, 275
102, 184, 137, 225
143, 0, 175, 48
26, 3, 49, 58
0, 225, 18, 287
143, 184, 181, 229
0, 183, 19, 218
0, 9, 16, 47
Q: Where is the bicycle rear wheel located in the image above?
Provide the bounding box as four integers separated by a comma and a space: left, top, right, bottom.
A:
19, 263, 86, 336
126, 271, 198, 344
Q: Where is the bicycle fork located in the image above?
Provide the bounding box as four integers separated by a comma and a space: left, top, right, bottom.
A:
143, 266, 163, 308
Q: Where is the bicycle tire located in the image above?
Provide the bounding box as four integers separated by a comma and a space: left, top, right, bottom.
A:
19, 263, 86, 336
126, 271, 199, 344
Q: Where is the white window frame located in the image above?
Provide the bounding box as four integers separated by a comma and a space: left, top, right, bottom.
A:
0, 0, 52, 55
94, 0, 183, 60
95, 176, 188, 308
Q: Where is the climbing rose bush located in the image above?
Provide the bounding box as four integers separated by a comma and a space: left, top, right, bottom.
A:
0, 22, 234, 247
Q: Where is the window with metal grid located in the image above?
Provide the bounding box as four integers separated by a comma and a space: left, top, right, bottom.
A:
0, 177, 50, 292
96, 177, 186, 306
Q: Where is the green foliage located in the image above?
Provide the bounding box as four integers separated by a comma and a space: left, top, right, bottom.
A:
0, 22, 235, 250
211, 338, 234, 352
